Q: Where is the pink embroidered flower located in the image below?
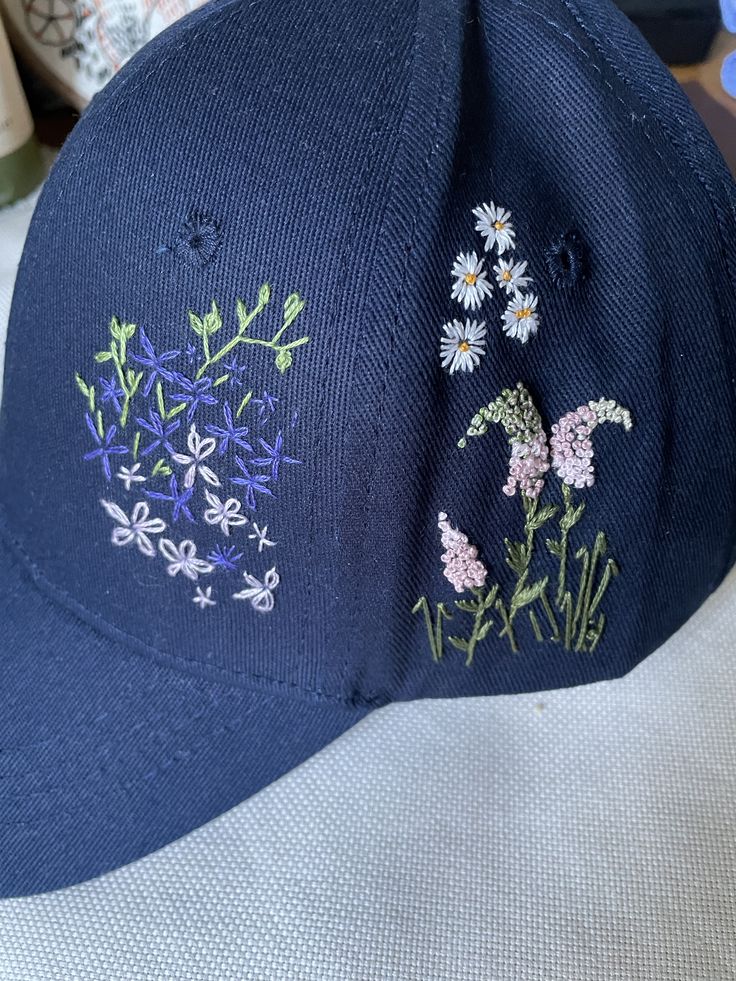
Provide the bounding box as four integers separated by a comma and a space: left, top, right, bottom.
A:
488, 383, 549, 499
437, 512, 487, 593
550, 399, 632, 489
504, 431, 550, 499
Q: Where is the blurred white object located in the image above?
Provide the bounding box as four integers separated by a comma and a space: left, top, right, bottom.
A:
0, 0, 206, 109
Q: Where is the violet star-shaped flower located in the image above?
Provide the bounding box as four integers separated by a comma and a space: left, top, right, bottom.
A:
185, 342, 197, 365
171, 373, 218, 423
136, 407, 181, 457
83, 413, 127, 480
99, 375, 125, 415
145, 473, 195, 522
206, 544, 244, 571
252, 390, 279, 424
222, 358, 246, 387
229, 456, 273, 510
250, 432, 302, 481
205, 403, 253, 455
132, 326, 180, 396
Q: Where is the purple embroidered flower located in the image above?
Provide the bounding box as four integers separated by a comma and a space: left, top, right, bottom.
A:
145, 473, 195, 522
250, 431, 302, 481
229, 456, 273, 509
437, 512, 487, 594
83, 413, 127, 480
207, 543, 244, 571
205, 403, 253, 455
222, 358, 246, 387
504, 431, 550, 499
132, 326, 180, 396
185, 342, 197, 365
550, 399, 632, 490
171, 373, 218, 423
252, 390, 279, 424
99, 375, 125, 415
136, 407, 181, 457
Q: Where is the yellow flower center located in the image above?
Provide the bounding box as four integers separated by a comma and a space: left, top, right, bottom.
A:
494, 220, 505, 230
464, 272, 477, 285
458, 341, 471, 353
502, 270, 512, 281
515, 307, 532, 320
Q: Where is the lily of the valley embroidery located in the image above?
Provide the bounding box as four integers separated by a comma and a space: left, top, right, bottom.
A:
441, 200, 540, 373
75, 283, 309, 613
413, 383, 632, 664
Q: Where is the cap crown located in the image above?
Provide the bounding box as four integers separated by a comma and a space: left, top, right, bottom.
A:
1, 0, 735, 706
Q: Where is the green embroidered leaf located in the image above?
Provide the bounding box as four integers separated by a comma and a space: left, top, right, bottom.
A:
213, 374, 230, 387
448, 636, 469, 652
75, 374, 90, 397
258, 282, 271, 307
188, 311, 204, 336
109, 316, 123, 340
236, 298, 249, 331
275, 348, 293, 374
236, 390, 253, 418
94, 351, 113, 363
505, 539, 527, 576
122, 322, 137, 340
561, 501, 586, 532
126, 368, 136, 385
203, 300, 222, 336
476, 621, 494, 642
529, 504, 558, 530
455, 600, 479, 613
512, 577, 548, 610
283, 292, 305, 328
546, 538, 562, 557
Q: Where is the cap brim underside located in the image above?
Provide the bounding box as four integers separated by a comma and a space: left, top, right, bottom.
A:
0, 534, 366, 897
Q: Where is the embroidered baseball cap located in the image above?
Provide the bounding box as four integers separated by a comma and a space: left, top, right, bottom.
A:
1, 0, 735, 897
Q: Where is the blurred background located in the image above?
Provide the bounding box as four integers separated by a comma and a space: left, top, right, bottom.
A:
0, 0, 735, 208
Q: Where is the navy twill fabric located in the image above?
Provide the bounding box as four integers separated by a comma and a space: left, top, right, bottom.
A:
0, 0, 735, 895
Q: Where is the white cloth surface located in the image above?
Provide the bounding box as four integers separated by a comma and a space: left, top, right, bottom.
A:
0, 191, 735, 981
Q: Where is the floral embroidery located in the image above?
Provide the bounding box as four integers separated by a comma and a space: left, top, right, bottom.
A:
75, 284, 309, 614
439, 319, 487, 374
414, 383, 632, 663
232, 567, 280, 613
441, 199, 540, 369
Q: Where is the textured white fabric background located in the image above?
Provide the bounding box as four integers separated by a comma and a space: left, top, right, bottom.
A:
1, 193, 735, 981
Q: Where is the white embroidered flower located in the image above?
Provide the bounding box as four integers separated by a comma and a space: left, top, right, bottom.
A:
249, 522, 276, 552
193, 585, 216, 609
159, 538, 213, 580
171, 425, 221, 488
100, 499, 165, 558
116, 462, 146, 491
493, 257, 532, 295
440, 319, 487, 374
203, 490, 248, 536
501, 292, 540, 344
472, 202, 516, 255
450, 252, 493, 311
232, 567, 280, 613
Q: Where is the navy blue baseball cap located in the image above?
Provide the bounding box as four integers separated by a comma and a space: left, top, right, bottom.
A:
2, 0, 736, 896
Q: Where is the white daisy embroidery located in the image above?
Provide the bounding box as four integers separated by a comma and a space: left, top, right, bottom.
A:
171, 425, 221, 488
232, 567, 280, 613
450, 252, 493, 311
159, 538, 213, 580
116, 462, 146, 491
493, 257, 532, 296
203, 490, 248, 536
100, 499, 165, 558
501, 292, 540, 344
193, 585, 216, 609
472, 202, 516, 255
440, 319, 487, 374
249, 522, 276, 552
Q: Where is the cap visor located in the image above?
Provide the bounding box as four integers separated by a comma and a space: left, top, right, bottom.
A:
0, 535, 367, 897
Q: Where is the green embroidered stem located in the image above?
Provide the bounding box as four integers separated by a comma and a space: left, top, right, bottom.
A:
588, 613, 606, 652
236, 390, 253, 419
495, 598, 518, 653
529, 609, 543, 642
562, 592, 574, 649
451, 584, 499, 666
213, 374, 230, 387
75, 374, 95, 414
588, 558, 619, 622
132, 431, 141, 461
166, 402, 187, 420
94, 409, 104, 439
151, 458, 172, 478
572, 546, 590, 640
540, 587, 560, 642
93, 318, 141, 428
412, 597, 452, 662
575, 532, 607, 651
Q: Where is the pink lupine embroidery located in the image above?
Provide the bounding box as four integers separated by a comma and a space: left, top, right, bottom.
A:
550, 399, 632, 489
415, 383, 633, 664
438, 512, 488, 593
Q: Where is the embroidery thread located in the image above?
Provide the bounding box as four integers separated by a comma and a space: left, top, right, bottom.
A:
413, 383, 632, 663
77, 284, 309, 614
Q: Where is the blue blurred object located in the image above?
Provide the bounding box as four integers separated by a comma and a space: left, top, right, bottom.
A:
721, 0, 736, 32
721, 48, 736, 93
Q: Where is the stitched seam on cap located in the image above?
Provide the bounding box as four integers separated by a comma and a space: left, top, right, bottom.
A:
0, 510, 381, 706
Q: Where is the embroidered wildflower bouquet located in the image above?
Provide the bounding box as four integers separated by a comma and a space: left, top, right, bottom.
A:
75, 285, 308, 613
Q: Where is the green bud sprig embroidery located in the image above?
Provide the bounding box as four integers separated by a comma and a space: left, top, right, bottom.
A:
413, 383, 632, 664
